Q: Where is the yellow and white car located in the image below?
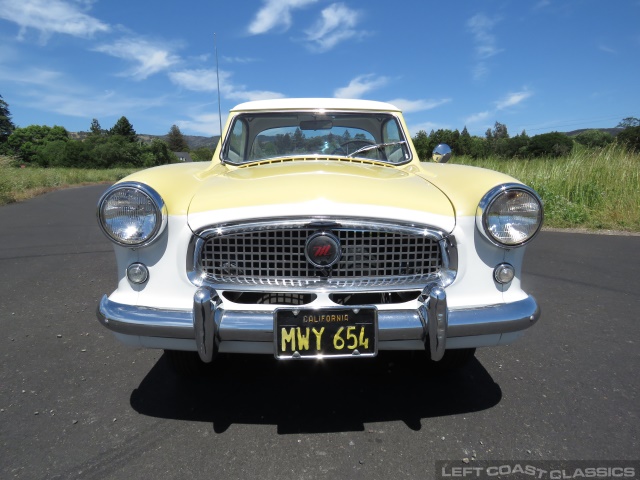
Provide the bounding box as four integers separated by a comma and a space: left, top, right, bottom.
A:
96, 98, 543, 373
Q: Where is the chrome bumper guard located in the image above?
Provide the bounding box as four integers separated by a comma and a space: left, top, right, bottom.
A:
97, 289, 540, 363
418, 283, 448, 361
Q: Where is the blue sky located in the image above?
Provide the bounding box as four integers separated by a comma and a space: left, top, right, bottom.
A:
1, 0, 639, 138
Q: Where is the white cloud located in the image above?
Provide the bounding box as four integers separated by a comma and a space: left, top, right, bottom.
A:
465, 111, 491, 125
334, 74, 389, 99
465, 89, 533, 127
467, 13, 502, 59
0, 0, 109, 40
597, 43, 617, 55
169, 69, 221, 92
495, 90, 533, 110
533, 0, 551, 10
387, 98, 451, 113
18, 86, 166, 119
222, 56, 258, 64
169, 69, 285, 102
467, 13, 503, 79
177, 112, 225, 136
248, 0, 319, 35
225, 89, 286, 102
0, 66, 63, 86
472, 63, 489, 81
304, 3, 362, 52
94, 38, 181, 80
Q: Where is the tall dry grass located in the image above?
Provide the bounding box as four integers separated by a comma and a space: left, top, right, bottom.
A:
453, 144, 639, 231
0, 156, 137, 205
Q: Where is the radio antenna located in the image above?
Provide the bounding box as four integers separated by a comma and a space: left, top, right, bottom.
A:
215, 33, 224, 162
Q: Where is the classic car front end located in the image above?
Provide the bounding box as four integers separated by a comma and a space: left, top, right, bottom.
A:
96, 98, 542, 372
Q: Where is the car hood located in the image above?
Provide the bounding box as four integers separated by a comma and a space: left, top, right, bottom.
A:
186, 160, 456, 232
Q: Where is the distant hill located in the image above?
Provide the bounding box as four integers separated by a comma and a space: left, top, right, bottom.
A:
564, 127, 624, 137
68, 132, 220, 150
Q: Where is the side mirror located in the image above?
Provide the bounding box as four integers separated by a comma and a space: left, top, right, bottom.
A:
432, 143, 452, 163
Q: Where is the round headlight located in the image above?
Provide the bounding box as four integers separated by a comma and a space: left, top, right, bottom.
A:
477, 184, 543, 247
97, 182, 167, 247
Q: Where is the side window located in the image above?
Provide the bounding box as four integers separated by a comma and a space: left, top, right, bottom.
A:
382, 118, 408, 163
226, 118, 247, 162
382, 118, 401, 143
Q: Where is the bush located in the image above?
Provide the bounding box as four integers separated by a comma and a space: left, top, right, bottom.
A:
6, 125, 69, 164
616, 126, 640, 152
574, 130, 614, 149
527, 132, 574, 158
191, 146, 215, 162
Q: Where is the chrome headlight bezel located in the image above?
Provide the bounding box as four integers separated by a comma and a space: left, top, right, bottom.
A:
97, 182, 168, 248
476, 183, 544, 248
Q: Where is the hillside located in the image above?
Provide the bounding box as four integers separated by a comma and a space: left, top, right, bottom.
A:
69, 131, 220, 150
564, 127, 623, 137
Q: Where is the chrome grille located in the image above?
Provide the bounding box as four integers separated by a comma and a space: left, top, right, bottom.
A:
193, 219, 445, 289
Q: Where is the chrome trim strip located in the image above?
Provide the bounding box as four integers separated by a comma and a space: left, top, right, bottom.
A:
96, 295, 193, 339
448, 295, 540, 337
97, 294, 539, 342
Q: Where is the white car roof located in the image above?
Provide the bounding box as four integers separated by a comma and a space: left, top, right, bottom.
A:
230, 98, 401, 113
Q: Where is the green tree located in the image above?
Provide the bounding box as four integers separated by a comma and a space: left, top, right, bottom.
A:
412, 130, 430, 161
616, 117, 640, 129
492, 121, 509, 140
468, 136, 489, 159
34, 140, 68, 167
527, 132, 574, 158
89, 118, 105, 136
6, 125, 69, 164
191, 146, 215, 162
459, 126, 472, 156
616, 126, 640, 152
61, 139, 92, 167
496, 132, 527, 158
109, 116, 138, 142
0, 94, 16, 144
142, 139, 176, 167
574, 130, 614, 149
91, 135, 142, 167
166, 124, 189, 151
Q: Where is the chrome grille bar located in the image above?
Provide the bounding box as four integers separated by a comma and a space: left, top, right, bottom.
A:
189, 218, 450, 290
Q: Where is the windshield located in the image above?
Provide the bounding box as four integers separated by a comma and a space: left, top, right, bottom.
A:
222, 112, 411, 165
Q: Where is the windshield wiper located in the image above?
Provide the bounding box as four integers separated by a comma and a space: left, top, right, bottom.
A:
346, 140, 408, 158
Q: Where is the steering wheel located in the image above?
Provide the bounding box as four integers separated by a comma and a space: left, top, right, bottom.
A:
331, 139, 375, 156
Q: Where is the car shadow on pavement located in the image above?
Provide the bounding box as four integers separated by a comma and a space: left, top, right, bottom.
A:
130, 351, 501, 434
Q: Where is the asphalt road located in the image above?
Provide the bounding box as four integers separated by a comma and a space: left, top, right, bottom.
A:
1, 185, 638, 480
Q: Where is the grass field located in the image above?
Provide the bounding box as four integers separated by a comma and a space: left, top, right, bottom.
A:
2, 146, 639, 232
0, 156, 137, 205
452, 144, 640, 232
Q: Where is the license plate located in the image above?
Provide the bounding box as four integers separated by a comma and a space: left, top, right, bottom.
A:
274, 307, 377, 359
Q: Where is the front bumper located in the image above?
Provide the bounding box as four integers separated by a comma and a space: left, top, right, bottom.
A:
96, 285, 540, 361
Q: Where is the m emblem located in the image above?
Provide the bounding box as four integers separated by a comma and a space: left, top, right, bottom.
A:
305, 232, 341, 269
